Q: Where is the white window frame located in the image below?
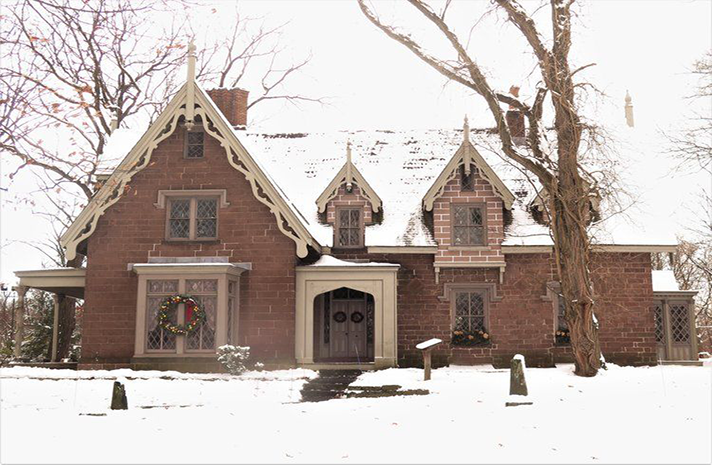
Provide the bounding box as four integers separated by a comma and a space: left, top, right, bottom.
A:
132, 263, 246, 358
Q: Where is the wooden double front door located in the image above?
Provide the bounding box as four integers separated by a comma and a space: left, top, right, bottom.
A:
315, 288, 374, 362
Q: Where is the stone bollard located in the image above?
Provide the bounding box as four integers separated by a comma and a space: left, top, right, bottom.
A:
506, 354, 533, 407
110, 381, 128, 410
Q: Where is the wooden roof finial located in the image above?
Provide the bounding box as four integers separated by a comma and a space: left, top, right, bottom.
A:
345, 140, 353, 191
463, 115, 472, 175
185, 39, 197, 131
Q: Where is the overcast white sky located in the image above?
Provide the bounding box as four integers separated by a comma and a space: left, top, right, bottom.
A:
1, 0, 711, 285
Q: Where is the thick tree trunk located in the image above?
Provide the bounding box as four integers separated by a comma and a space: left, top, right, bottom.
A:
549, 82, 602, 377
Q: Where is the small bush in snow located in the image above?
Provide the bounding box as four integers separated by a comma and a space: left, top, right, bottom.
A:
217, 345, 252, 375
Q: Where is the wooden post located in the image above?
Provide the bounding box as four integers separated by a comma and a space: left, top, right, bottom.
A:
423, 349, 432, 381
51, 293, 60, 362
13, 286, 27, 359
416, 338, 442, 381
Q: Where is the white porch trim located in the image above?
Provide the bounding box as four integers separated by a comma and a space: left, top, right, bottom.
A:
295, 260, 399, 369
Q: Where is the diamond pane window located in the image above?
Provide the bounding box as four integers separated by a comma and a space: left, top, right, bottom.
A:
452, 205, 485, 246
670, 304, 690, 343
169, 199, 191, 238
185, 130, 204, 159
336, 208, 362, 248
453, 291, 486, 334
653, 304, 665, 344
145, 280, 178, 351
166, 196, 220, 240
196, 199, 217, 238
185, 280, 218, 351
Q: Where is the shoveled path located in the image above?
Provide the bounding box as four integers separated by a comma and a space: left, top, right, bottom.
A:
300, 370, 362, 402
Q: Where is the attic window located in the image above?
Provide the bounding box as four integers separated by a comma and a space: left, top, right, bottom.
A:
185, 130, 204, 159
460, 165, 475, 191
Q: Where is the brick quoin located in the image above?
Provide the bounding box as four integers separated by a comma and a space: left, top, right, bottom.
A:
80, 124, 297, 370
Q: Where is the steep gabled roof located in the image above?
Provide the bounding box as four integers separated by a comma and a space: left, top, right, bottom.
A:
422, 120, 516, 211
315, 142, 383, 213
60, 81, 322, 260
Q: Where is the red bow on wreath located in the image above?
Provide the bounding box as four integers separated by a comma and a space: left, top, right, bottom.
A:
185, 300, 195, 322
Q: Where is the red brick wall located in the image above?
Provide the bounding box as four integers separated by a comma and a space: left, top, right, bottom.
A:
332, 251, 656, 368
79, 123, 296, 369
433, 167, 505, 264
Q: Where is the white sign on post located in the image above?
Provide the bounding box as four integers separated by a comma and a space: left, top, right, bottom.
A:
416, 338, 443, 380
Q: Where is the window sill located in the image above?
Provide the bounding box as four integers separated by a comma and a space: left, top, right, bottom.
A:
162, 239, 221, 244
331, 246, 367, 252
451, 341, 492, 348
448, 246, 490, 251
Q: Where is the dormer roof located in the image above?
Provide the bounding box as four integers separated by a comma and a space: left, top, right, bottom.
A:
422, 118, 516, 211
315, 142, 383, 214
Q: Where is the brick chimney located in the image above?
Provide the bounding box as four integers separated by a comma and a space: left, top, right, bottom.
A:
206, 88, 249, 129
505, 85, 525, 145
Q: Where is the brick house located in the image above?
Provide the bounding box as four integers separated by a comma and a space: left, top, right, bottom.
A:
15, 51, 699, 371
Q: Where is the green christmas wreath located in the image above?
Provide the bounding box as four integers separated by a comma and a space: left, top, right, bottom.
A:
158, 294, 206, 335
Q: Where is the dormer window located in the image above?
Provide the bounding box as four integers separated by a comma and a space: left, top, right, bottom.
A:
452, 204, 485, 246
336, 207, 363, 248
185, 129, 204, 159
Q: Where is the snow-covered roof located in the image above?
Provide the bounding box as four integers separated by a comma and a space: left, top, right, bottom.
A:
98, 122, 678, 249
306, 255, 399, 267
652, 270, 681, 292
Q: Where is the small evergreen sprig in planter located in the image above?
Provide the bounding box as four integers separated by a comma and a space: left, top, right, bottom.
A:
452, 329, 490, 346
555, 329, 571, 345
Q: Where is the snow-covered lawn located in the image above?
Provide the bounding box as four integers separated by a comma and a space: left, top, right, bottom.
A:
1, 364, 710, 464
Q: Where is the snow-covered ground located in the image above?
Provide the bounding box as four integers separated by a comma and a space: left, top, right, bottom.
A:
1, 364, 710, 464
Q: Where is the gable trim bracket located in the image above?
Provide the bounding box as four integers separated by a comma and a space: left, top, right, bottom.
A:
316, 159, 383, 214
60, 82, 321, 260
422, 142, 515, 212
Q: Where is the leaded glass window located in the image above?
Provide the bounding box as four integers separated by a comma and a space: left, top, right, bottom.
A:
336, 208, 362, 248
169, 199, 190, 239
653, 303, 665, 344
227, 280, 237, 345
454, 291, 486, 333
185, 130, 204, 159
185, 280, 218, 351
196, 199, 217, 238
146, 280, 178, 351
452, 205, 485, 246
555, 295, 570, 344
167, 197, 218, 240
670, 304, 691, 343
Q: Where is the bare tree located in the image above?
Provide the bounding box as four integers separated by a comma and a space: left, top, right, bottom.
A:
667, 52, 712, 176
0, 0, 321, 360
358, 0, 605, 375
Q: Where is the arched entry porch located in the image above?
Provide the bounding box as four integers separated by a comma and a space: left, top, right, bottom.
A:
295, 257, 399, 369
